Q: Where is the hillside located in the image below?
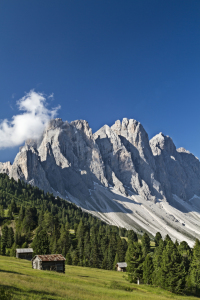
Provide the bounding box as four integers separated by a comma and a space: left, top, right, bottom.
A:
1, 118, 200, 245
0, 256, 198, 300
1, 168, 200, 295
0, 173, 130, 269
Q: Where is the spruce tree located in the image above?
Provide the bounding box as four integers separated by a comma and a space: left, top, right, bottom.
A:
57, 223, 70, 257
66, 252, 72, 265
76, 220, 85, 265
141, 233, 151, 257
84, 231, 90, 266
32, 228, 50, 255
175, 240, 179, 248
154, 232, 162, 247
143, 254, 154, 284
159, 240, 186, 293
1, 225, 8, 255
178, 241, 192, 274
126, 241, 143, 284
128, 230, 138, 243
100, 235, 109, 257
116, 238, 125, 262
101, 250, 108, 269
107, 245, 114, 270
113, 253, 119, 270
72, 249, 79, 265
122, 238, 128, 254
90, 236, 100, 268
189, 239, 200, 292
164, 234, 172, 245
7, 227, 14, 248
152, 239, 164, 286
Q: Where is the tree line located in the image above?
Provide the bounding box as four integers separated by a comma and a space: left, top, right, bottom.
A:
0, 173, 200, 295
126, 232, 200, 294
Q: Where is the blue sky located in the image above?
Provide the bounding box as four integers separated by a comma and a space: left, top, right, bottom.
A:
0, 0, 200, 162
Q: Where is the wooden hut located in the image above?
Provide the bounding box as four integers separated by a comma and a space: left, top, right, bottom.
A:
116, 262, 127, 272
16, 248, 33, 260
32, 254, 66, 273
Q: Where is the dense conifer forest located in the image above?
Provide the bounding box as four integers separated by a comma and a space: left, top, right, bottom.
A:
0, 173, 200, 295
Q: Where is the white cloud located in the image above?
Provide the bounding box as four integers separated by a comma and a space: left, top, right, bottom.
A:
48, 93, 54, 99
0, 90, 60, 149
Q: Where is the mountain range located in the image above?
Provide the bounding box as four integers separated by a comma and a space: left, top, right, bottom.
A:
1, 117, 200, 246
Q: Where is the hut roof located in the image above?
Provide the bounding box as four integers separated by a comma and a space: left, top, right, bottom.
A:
16, 248, 33, 253
116, 262, 127, 268
32, 254, 66, 262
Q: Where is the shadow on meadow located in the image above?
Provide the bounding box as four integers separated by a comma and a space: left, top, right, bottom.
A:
0, 284, 57, 300
0, 269, 25, 276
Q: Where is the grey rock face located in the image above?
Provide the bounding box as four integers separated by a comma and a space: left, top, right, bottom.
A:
150, 133, 200, 202
1, 117, 200, 244
94, 119, 165, 202
0, 161, 12, 175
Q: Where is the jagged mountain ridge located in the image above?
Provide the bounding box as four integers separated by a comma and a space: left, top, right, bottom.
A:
1, 117, 200, 246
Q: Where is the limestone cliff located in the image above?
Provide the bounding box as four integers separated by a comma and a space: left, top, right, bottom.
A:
1, 117, 200, 245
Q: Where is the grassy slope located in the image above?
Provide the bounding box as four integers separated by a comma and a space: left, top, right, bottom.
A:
0, 256, 198, 300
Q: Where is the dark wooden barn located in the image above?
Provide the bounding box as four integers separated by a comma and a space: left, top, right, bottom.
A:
32, 254, 66, 273
16, 248, 33, 260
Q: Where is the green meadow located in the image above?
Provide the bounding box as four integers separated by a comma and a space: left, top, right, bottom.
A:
0, 256, 198, 300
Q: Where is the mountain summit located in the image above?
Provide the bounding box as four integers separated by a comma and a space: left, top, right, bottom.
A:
1, 117, 200, 245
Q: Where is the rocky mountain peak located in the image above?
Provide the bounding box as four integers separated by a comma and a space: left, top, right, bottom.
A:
1, 117, 200, 245
177, 147, 191, 154
46, 118, 64, 130
70, 119, 93, 138
150, 132, 176, 156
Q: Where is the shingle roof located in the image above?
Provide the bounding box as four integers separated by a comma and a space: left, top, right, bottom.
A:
33, 254, 66, 262
16, 248, 33, 253
116, 262, 127, 268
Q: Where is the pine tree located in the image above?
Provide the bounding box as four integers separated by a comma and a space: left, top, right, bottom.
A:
164, 234, 172, 245
66, 252, 72, 265
152, 239, 164, 286
143, 254, 154, 284
154, 232, 162, 247
57, 223, 70, 257
126, 241, 144, 284
23, 207, 37, 231
141, 233, 150, 257
159, 240, 186, 293
100, 235, 109, 257
175, 240, 179, 248
84, 231, 90, 266
31, 228, 50, 255
72, 249, 79, 265
90, 235, 100, 268
189, 239, 200, 292
178, 241, 192, 274
10, 242, 18, 257
1, 225, 8, 255
76, 220, 85, 265
22, 241, 28, 248
38, 210, 44, 226
7, 227, 14, 248
101, 250, 108, 269
128, 230, 138, 243
113, 253, 119, 270
122, 238, 128, 254
107, 245, 114, 270
116, 238, 125, 262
